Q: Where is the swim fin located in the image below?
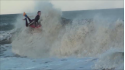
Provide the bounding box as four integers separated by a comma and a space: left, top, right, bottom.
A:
23, 12, 28, 18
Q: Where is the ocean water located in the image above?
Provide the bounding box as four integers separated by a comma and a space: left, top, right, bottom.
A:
63, 8, 123, 20
8, 8, 123, 56
0, 8, 124, 69
0, 14, 19, 31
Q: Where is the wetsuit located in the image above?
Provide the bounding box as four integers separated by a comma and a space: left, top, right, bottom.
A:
25, 15, 40, 27
34, 15, 40, 26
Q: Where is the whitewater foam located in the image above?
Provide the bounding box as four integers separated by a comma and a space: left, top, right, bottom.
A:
94, 48, 124, 69
12, 4, 123, 58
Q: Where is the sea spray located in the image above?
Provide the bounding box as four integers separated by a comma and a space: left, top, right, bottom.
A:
12, 3, 123, 59
12, 3, 62, 58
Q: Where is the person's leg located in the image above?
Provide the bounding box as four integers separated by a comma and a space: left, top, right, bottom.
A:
25, 18, 28, 27
26, 16, 32, 22
28, 20, 35, 26
24, 13, 32, 22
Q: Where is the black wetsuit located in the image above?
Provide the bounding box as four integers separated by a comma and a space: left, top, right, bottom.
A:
25, 15, 40, 27
34, 15, 40, 23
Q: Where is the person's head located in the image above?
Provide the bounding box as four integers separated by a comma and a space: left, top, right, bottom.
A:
37, 11, 41, 16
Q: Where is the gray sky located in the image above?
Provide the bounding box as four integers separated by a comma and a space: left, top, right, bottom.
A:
0, 0, 124, 14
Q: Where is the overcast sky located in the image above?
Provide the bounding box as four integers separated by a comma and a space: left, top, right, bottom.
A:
0, 0, 124, 14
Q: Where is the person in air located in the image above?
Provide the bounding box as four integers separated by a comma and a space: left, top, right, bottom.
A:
23, 11, 41, 27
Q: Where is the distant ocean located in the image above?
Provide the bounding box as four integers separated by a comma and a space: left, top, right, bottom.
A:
0, 8, 123, 31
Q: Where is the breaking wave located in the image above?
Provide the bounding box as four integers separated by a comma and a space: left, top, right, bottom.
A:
11, 3, 124, 69
12, 4, 123, 58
